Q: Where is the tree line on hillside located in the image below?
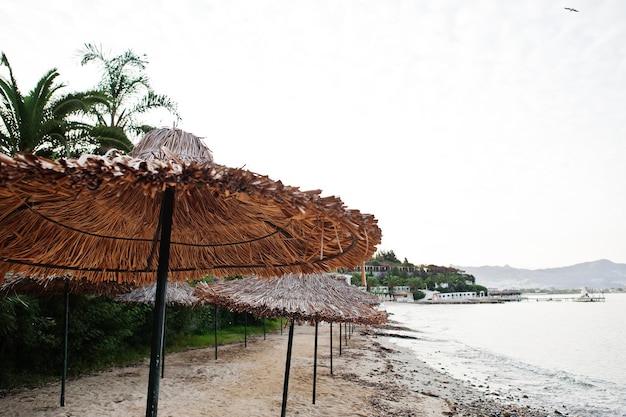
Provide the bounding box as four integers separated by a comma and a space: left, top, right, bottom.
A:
353, 250, 489, 299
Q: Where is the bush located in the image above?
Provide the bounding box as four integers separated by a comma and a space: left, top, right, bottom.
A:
412, 290, 426, 300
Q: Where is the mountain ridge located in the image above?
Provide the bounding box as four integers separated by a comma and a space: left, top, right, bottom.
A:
454, 259, 626, 290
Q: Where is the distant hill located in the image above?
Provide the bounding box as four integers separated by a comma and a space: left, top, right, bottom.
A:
455, 259, 626, 290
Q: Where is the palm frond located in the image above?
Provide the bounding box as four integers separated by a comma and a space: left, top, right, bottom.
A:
133, 91, 180, 121
89, 125, 133, 153
78, 45, 180, 139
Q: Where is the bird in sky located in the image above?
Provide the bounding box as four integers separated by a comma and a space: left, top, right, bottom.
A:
564, 7, 579, 12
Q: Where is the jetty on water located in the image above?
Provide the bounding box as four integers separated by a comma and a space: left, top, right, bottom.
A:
522, 295, 606, 302
522, 288, 606, 303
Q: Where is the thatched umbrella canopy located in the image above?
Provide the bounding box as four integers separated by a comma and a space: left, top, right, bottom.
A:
194, 273, 386, 417
193, 273, 386, 325
114, 281, 197, 306
0, 274, 132, 297
0, 129, 380, 284
0, 127, 381, 417
327, 274, 381, 306
0, 274, 133, 407
192, 273, 383, 360
114, 281, 198, 379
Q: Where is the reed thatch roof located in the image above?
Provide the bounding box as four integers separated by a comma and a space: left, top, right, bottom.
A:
193, 273, 387, 325
332, 276, 381, 306
0, 128, 381, 285
114, 281, 198, 306
0, 274, 132, 297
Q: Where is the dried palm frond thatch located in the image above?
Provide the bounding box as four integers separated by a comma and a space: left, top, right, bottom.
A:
131, 128, 214, 165
325, 273, 381, 306
0, 128, 381, 285
194, 273, 387, 326
114, 281, 198, 306
0, 274, 132, 297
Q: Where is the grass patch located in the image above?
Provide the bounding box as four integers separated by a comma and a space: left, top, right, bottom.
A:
169, 319, 284, 351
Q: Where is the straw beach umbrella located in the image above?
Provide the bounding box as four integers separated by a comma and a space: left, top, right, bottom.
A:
0, 274, 132, 297
193, 273, 385, 325
0, 127, 381, 417
114, 281, 198, 377
114, 281, 198, 306
193, 273, 387, 416
0, 274, 132, 406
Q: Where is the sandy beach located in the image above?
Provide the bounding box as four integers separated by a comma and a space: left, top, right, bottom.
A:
0, 318, 551, 417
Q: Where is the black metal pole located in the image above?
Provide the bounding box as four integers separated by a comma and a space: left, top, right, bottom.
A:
145, 187, 175, 417
339, 321, 342, 356
280, 318, 283, 335
60, 280, 69, 407
161, 310, 167, 378
313, 321, 318, 404
344, 323, 348, 346
244, 312, 248, 348
329, 322, 333, 375
214, 305, 219, 360
281, 320, 295, 417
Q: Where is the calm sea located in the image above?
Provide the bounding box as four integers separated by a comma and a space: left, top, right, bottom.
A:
382, 293, 626, 417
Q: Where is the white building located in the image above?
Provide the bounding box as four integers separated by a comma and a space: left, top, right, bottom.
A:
432, 291, 477, 301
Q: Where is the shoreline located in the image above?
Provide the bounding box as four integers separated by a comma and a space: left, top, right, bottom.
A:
371, 322, 555, 416
1, 321, 552, 416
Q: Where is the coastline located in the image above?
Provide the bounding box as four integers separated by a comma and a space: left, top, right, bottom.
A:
370, 322, 555, 417
0, 320, 552, 416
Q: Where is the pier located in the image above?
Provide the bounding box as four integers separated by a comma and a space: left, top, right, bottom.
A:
521, 295, 606, 302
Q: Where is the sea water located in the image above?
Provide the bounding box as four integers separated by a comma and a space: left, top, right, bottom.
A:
382, 293, 626, 416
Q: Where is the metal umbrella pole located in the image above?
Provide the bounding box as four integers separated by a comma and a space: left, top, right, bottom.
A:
60, 280, 69, 407
161, 310, 167, 378
145, 187, 175, 417
329, 322, 333, 375
313, 321, 319, 404
281, 320, 296, 417
339, 321, 342, 355
214, 305, 219, 360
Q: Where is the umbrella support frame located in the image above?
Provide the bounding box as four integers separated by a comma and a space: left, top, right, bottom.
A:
145, 187, 175, 417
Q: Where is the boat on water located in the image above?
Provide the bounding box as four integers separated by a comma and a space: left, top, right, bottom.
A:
573, 287, 606, 302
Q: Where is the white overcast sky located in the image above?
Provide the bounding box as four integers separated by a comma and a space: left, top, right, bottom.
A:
2, 0, 626, 269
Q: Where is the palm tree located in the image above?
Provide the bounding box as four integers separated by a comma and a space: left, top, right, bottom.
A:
79, 43, 180, 141
0, 53, 122, 158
